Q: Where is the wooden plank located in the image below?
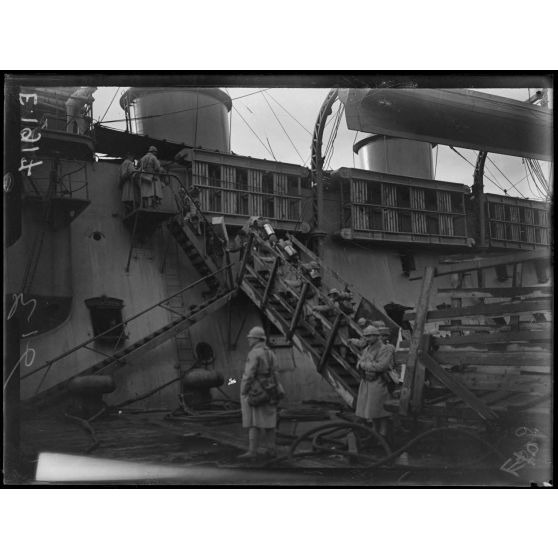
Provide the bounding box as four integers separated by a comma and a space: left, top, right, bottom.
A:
432, 350, 552, 368
260, 256, 280, 309
419, 351, 499, 421
438, 322, 551, 333
409, 248, 550, 280
410, 335, 430, 413
399, 266, 435, 416
317, 314, 342, 374
436, 286, 552, 298
433, 329, 552, 346
404, 299, 551, 321
286, 282, 309, 341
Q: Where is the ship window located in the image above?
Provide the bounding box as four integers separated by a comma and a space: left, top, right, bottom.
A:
397, 186, 411, 208
262, 172, 274, 195
236, 168, 248, 189
367, 182, 382, 205
85, 297, 125, 344
399, 253, 416, 276
426, 215, 439, 235
450, 192, 464, 213
287, 175, 299, 196
208, 163, 221, 188
398, 212, 412, 233
495, 264, 509, 283
424, 189, 437, 211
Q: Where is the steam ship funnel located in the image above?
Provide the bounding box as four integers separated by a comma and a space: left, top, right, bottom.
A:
121, 87, 232, 152
354, 135, 434, 179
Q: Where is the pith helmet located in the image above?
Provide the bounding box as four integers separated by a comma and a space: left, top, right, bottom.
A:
363, 325, 380, 336
247, 326, 266, 340
328, 288, 340, 297
148, 145, 158, 153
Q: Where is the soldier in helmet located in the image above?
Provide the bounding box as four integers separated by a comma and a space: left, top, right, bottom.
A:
119, 152, 137, 213
239, 326, 282, 460
355, 325, 392, 438
139, 145, 162, 208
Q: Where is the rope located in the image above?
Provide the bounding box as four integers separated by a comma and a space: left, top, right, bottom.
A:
449, 147, 509, 195
233, 106, 276, 160
266, 92, 312, 135
103, 89, 272, 125
99, 87, 120, 123
262, 91, 305, 164
487, 156, 528, 199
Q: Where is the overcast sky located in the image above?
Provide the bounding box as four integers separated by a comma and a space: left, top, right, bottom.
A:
92, 87, 551, 201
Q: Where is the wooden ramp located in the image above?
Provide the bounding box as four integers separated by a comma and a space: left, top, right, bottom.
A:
395, 249, 552, 430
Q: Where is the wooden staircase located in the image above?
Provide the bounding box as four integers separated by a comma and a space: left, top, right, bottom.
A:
236, 233, 397, 408
167, 216, 220, 292
394, 248, 552, 429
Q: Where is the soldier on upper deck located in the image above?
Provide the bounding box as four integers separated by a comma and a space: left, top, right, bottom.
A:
139, 146, 162, 208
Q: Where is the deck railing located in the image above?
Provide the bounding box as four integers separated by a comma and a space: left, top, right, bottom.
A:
340, 176, 469, 245
485, 193, 551, 248
190, 160, 305, 223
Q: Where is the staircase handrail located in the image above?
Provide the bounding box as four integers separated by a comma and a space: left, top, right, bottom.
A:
286, 233, 373, 308
21, 263, 234, 381
247, 232, 369, 339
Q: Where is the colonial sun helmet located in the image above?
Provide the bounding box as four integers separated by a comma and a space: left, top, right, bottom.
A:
247, 326, 266, 340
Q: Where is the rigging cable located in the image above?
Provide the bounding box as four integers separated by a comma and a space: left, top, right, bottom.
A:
262, 91, 305, 164
266, 92, 312, 135
486, 156, 528, 198
99, 87, 121, 123
449, 147, 510, 195
102, 88, 272, 125
352, 130, 359, 168
232, 106, 276, 160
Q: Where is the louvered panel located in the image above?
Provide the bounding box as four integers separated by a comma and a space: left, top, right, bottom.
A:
437, 191, 452, 213
439, 214, 454, 236
412, 212, 427, 234
222, 165, 237, 215
194, 161, 210, 211
382, 183, 397, 206
248, 169, 263, 215
383, 208, 398, 232
274, 174, 289, 220
410, 187, 425, 210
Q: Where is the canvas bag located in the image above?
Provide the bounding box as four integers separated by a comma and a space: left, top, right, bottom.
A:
247, 347, 284, 407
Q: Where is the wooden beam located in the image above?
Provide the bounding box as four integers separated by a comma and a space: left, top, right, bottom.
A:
260, 257, 280, 309
286, 282, 309, 341
235, 234, 254, 287
317, 314, 342, 374
404, 299, 551, 321
410, 335, 430, 413
419, 351, 499, 421
409, 248, 550, 280
456, 373, 550, 394
436, 286, 552, 298
399, 266, 436, 416
433, 329, 552, 346
438, 322, 551, 333
432, 350, 552, 368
